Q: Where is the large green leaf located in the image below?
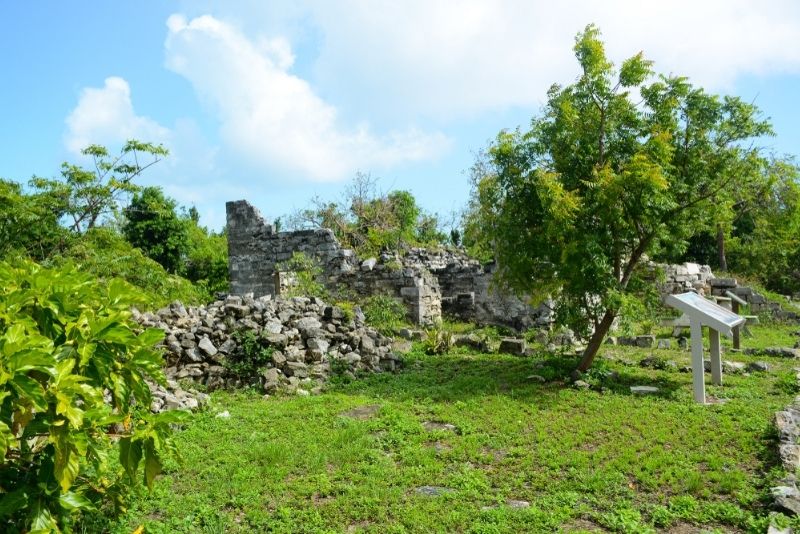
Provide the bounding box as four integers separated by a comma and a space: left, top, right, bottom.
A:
119, 437, 143, 483
136, 327, 165, 347
29, 499, 59, 533
58, 491, 94, 512
11, 375, 47, 411
143, 439, 162, 490
0, 488, 28, 518
51, 428, 81, 492
6, 349, 56, 375
0, 419, 15, 458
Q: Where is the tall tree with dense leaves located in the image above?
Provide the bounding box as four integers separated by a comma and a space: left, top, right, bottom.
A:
479, 25, 773, 371
123, 187, 188, 274
30, 141, 168, 234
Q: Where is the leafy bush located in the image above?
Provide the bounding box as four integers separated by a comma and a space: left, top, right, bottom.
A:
275, 252, 328, 299
182, 222, 229, 297
362, 295, 406, 334
422, 324, 456, 355
226, 330, 274, 379
54, 227, 205, 308
0, 260, 189, 532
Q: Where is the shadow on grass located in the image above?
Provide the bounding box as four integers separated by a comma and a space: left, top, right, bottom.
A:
330, 351, 685, 404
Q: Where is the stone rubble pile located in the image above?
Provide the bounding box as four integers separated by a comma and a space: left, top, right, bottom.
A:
133, 294, 401, 412
773, 395, 800, 516
771, 331, 800, 518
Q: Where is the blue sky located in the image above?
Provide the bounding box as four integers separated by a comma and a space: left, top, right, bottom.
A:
2, 1, 799, 230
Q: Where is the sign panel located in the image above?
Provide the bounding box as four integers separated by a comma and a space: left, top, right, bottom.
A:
665, 292, 745, 337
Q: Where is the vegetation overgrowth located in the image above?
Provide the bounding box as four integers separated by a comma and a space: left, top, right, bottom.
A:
101, 324, 800, 533
0, 261, 188, 532
0, 22, 799, 534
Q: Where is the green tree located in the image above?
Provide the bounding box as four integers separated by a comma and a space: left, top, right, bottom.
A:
728, 158, 800, 294
123, 187, 188, 274
30, 141, 167, 234
0, 179, 70, 260
289, 173, 446, 255
477, 25, 773, 371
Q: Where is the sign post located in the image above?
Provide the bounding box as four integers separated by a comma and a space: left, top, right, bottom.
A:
665, 292, 745, 404
725, 290, 747, 350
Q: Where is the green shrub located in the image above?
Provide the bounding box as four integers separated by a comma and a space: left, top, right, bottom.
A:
334, 301, 355, 322
362, 295, 407, 334
0, 260, 189, 532
54, 227, 205, 308
226, 330, 274, 379
275, 252, 328, 299
422, 324, 456, 355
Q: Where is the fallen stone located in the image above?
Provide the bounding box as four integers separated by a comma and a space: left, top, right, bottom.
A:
499, 338, 526, 355
454, 334, 488, 352
263, 320, 283, 334
215, 410, 231, 418
415, 486, 454, 497
306, 337, 330, 353
360, 258, 377, 271
746, 347, 800, 359
340, 404, 381, 420
198, 337, 218, 357
630, 386, 659, 395
773, 482, 800, 516
747, 361, 770, 372
526, 375, 546, 383
184, 348, 204, 363
262, 368, 281, 392
573, 380, 591, 390
723, 361, 746, 373
635, 335, 655, 348
423, 421, 459, 433
767, 524, 792, 534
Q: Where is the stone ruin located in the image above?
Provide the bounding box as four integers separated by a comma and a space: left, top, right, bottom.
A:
135, 293, 401, 411
652, 261, 799, 321
226, 200, 553, 330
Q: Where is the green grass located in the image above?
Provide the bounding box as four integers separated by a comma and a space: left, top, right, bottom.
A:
103, 325, 800, 533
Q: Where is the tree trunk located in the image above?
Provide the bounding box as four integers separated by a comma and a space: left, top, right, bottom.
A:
716, 224, 727, 272
576, 309, 617, 372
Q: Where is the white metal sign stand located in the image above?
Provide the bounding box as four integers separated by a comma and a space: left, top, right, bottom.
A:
665, 292, 746, 404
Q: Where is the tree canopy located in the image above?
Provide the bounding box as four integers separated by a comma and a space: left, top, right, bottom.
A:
123, 187, 188, 274
289, 172, 447, 255
471, 25, 776, 370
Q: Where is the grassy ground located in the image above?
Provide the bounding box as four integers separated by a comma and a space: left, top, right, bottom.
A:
102, 324, 800, 533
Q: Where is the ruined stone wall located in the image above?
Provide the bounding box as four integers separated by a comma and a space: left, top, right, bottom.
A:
227, 200, 355, 296
650, 262, 715, 296
226, 200, 546, 328
401, 248, 552, 329
649, 261, 798, 320
226, 200, 440, 325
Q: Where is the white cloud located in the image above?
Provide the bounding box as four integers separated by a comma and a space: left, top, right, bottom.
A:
164, 14, 450, 182
193, 0, 800, 119
64, 76, 171, 154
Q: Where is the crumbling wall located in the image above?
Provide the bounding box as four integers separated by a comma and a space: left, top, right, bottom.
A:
401, 248, 552, 329
649, 261, 798, 320
226, 200, 440, 325
226, 200, 546, 328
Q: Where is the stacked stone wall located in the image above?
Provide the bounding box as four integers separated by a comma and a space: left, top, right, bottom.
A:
227, 200, 441, 325
226, 200, 545, 328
